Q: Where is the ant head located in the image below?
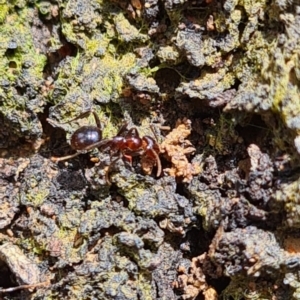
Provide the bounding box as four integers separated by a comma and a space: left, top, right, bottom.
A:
125, 128, 140, 138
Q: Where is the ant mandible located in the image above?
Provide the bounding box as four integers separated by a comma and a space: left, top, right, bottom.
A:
47, 110, 162, 179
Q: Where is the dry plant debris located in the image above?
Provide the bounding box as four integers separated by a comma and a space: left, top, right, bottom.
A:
160, 118, 201, 182
173, 253, 217, 300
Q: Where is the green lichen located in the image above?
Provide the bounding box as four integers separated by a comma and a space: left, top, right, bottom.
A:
176, 63, 235, 100
138, 272, 153, 300
263, 25, 300, 130
113, 170, 184, 222
157, 45, 180, 64
190, 185, 223, 231
113, 13, 148, 43
20, 177, 50, 207
0, 7, 46, 82
60, 0, 103, 48
49, 51, 136, 122
0, 5, 46, 140
85, 52, 136, 103
220, 1, 300, 155
24, 188, 49, 207
0, 2, 9, 24
222, 277, 282, 300
275, 176, 300, 228
19, 237, 46, 256
205, 114, 240, 155
85, 35, 110, 57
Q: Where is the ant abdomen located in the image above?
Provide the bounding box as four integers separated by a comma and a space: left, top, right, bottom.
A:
71, 126, 102, 151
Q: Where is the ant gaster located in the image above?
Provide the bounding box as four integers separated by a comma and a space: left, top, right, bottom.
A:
47, 110, 104, 162
47, 110, 162, 179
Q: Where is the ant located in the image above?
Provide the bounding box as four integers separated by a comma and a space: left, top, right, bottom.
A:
47, 110, 162, 180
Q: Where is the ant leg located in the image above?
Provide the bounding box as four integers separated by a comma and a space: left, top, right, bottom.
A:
47, 118, 64, 128
116, 122, 129, 136
150, 124, 170, 142
123, 154, 133, 165
148, 125, 166, 177
50, 151, 82, 162
46, 110, 93, 127
91, 111, 101, 129
142, 136, 161, 177
105, 153, 122, 184
150, 124, 159, 142
150, 149, 162, 177
51, 139, 111, 163
125, 127, 140, 139
85, 138, 110, 152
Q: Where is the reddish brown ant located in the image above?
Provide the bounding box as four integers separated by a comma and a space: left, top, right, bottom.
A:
100, 123, 162, 177
47, 110, 162, 180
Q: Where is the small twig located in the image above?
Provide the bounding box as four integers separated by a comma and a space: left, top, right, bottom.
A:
156, 125, 171, 131
0, 281, 50, 293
